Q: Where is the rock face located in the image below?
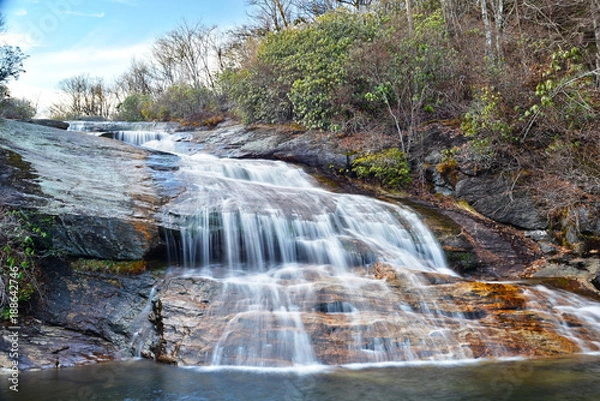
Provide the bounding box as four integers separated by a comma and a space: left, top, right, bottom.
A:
192, 124, 350, 171
0, 260, 160, 370
19, 119, 70, 130
0, 120, 177, 259
455, 177, 547, 230
141, 266, 599, 366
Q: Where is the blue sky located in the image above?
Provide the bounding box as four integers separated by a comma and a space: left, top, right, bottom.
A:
0, 0, 249, 116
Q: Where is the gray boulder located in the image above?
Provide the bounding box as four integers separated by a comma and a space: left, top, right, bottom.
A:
456, 177, 547, 230
0, 120, 176, 259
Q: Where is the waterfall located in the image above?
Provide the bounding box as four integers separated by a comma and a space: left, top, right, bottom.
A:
113, 130, 171, 146
66, 120, 181, 133
98, 122, 600, 367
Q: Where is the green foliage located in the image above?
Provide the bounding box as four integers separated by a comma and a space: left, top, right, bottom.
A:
71, 258, 147, 275
0, 209, 48, 319
141, 84, 213, 121
114, 93, 151, 122
348, 10, 461, 145
462, 86, 512, 139
0, 96, 36, 119
521, 47, 598, 136
351, 148, 412, 189
221, 11, 378, 129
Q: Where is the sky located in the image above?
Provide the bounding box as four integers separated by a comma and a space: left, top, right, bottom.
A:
0, 0, 249, 116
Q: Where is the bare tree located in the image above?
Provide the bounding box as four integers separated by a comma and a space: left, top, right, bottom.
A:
115, 58, 155, 98
246, 0, 295, 32
480, 0, 494, 61
152, 20, 218, 90
0, 46, 26, 85
50, 74, 113, 119
593, 0, 600, 86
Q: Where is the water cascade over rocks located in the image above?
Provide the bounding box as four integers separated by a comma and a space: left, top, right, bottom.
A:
77, 122, 600, 367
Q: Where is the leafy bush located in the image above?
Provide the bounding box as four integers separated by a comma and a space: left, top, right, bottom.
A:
141, 84, 218, 123
0, 209, 47, 319
113, 93, 152, 121
347, 10, 461, 151
351, 148, 412, 189
0, 97, 36, 119
221, 11, 378, 129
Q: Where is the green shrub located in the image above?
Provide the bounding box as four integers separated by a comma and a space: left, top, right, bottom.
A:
114, 93, 152, 121
351, 148, 412, 189
0, 97, 36, 119
141, 84, 214, 122
0, 209, 47, 319
221, 10, 378, 129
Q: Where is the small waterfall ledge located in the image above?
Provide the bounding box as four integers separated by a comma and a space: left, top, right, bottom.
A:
69, 122, 600, 367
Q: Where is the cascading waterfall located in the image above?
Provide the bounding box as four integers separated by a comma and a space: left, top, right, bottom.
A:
113, 130, 171, 146
99, 122, 600, 367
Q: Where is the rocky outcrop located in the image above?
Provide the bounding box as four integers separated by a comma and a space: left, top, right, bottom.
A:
455, 177, 547, 230
19, 119, 69, 130
2, 120, 599, 372
138, 266, 599, 366
0, 259, 160, 370
191, 124, 350, 171
0, 120, 178, 259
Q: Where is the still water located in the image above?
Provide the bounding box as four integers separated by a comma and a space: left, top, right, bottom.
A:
4, 356, 600, 400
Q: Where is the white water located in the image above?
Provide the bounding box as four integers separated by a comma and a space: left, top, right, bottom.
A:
66, 120, 181, 133
83, 122, 600, 367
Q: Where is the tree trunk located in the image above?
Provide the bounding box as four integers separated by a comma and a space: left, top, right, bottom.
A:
440, 0, 460, 38
593, 0, 600, 87
480, 0, 494, 61
406, 0, 414, 35
493, 0, 504, 61
274, 0, 289, 29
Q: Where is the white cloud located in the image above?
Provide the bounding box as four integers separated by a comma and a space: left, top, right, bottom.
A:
61, 11, 106, 18
7, 41, 153, 117
0, 31, 40, 50
15, 9, 29, 17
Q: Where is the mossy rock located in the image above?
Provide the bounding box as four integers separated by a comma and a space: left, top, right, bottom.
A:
71, 258, 149, 275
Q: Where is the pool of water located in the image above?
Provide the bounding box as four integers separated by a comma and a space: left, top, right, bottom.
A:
4, 356, 600, 401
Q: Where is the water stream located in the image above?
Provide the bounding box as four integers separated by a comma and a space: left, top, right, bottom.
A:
68, 123, 600, 368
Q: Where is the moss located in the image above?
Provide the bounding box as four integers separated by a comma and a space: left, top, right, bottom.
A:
0, 147, 43, 196
445, 250, 480, 273
351, 148, 412, 190
71, 258, 148, 275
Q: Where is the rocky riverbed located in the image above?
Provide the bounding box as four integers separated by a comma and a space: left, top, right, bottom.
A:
1, 119, 599, 370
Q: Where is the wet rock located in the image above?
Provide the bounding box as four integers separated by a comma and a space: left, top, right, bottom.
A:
559, 206, 600, 254
533, 258, 600, 296
191, 125, 349, 171
140, 268, 600, 367
0, 259, 160, 371
424, 151, 455, 196
455, 177, 547, 230
592, 273, 600, 292
19, 119, 69, 130
144, 276, 223, 366
1, 320, 119, 370
35, 261, 159, 352
0, 120, 177, 259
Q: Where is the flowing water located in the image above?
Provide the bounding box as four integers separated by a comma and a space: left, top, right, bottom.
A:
65, 123, 600, 369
